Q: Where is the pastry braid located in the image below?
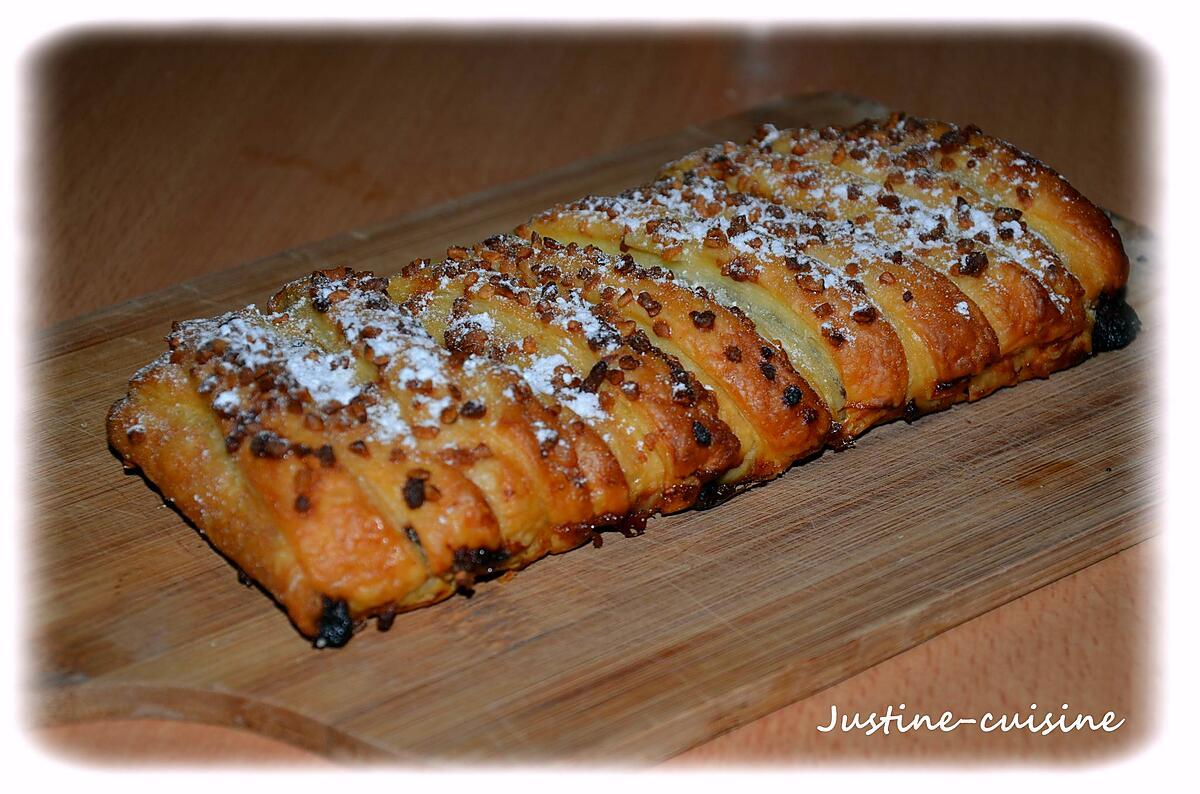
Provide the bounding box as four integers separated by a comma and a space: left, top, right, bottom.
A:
107, 115, 1137, 646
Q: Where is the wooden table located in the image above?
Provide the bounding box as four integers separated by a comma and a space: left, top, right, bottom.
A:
32, 29, 1156, 764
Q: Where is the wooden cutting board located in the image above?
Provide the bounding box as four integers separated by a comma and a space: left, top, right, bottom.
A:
31, 93, 1157, 762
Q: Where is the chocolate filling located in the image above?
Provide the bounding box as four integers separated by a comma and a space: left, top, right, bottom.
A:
313, 597, 354, 649
1092, 290, 1140, 353
694, 481, 739, 511
453, 547, 509, 576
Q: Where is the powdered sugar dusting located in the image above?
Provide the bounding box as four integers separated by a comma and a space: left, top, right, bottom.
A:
522, 353, 607, 421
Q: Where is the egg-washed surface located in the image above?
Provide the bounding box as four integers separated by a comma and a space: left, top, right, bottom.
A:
107, 114, 1135, 647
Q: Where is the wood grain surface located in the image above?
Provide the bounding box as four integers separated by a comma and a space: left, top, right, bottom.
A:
28, 93, 1158, 764
672, 538, 1157, 765
41, 538, 1155, 766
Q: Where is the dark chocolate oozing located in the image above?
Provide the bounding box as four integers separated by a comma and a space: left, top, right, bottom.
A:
694, 480, 739, 511
453, 547, 509, 576
313, 597, 354, 649
1093, 290, 1141, 352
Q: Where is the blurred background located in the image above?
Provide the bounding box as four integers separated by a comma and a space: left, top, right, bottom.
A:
32, 26, 1152, 327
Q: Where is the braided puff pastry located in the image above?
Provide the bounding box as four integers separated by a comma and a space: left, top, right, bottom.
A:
108, 114, 1137, 646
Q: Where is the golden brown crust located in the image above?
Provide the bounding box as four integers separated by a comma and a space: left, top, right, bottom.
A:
657, 117, 1116, 420
528, 182, 910, 437
107, 113, 1131, 645
491, 232, 833, 481
743, 114, 1127, 302
108, 365, 332, 636
390, 241, 743, 508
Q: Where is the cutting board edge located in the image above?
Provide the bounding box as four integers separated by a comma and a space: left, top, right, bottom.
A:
32, 522, 1155, 763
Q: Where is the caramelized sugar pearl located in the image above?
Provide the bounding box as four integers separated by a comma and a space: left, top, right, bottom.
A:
957, 251, 989, 276
824, 328, 848, 348
581, 361, 609, 393
724, 256, 757, 282
314, 444, 335, 468
918, 222, 947, 243
459, 400, 487, 419
403, 476, 426, 509
796, 274, 823, 293
250, 431, 288, 459
851, 305, 879, 324
636, 291, 663, 317
704, 227, 729, 248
